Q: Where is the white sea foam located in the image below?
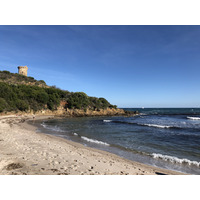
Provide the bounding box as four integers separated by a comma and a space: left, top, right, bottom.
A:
152, 153, 200, 167
103, 120, 112, 123
73, 132, 78, 136
81, 136, 110, 146
187, 117, 200, 120
143, 124, 171, 129
41, 123, 65, 132
41, 123, 47, 128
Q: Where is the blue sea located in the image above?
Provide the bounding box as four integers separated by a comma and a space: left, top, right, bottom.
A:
35, 108, 200, 174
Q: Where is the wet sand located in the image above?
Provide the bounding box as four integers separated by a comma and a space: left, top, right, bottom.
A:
0, 115, 184, 175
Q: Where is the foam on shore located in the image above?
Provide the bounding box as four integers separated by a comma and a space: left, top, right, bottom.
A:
152, 153, 200, 167
41, 122, 65, 132
81, 136, 110, 146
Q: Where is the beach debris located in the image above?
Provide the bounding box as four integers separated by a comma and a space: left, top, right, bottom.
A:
5, 163, 23, 170
155, 172, 167, 175
51, 168, 58, 172
11, 172, 19, 175
57, 172, 69, 175
31, 164, 38, 166
19, 119, 26, 123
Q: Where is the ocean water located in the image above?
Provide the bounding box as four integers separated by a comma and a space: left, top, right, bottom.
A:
35, 108, 200, 174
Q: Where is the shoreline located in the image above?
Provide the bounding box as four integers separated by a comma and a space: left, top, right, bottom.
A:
0, 114, 184, 175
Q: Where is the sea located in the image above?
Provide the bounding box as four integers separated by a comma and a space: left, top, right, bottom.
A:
34, 108, 200, 174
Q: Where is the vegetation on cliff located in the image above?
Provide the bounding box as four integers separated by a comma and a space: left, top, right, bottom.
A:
0, 70, 47, 87
0, 71, 117, 113
66, 92, 117, 110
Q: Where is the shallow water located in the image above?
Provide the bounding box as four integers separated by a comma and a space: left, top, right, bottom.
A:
35, 108, 200, 174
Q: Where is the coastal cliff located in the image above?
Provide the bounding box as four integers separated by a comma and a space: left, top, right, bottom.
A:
35, 107, 126, 117
0, 106, 126, 117
0, 70, 131, 117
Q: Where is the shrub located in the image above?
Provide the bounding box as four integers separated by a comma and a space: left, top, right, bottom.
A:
38, 80, 46, 85
16, 99, 29, 111
65, 93, 114, 110
0, 98, 8, 112
99, 97, 110, 109
36, 91, 49, 104
2, 70, 10, 74
0, 82, 65, 112
65, 92, 89, 109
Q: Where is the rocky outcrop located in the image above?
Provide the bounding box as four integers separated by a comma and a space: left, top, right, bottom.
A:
65, 108, 126, 117
0, 102, 138, 117
34, 107, 126, 117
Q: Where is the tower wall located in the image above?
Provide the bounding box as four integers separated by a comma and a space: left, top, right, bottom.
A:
18, 66, 28, 76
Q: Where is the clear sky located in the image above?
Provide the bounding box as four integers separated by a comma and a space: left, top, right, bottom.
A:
0, 25, 200, 108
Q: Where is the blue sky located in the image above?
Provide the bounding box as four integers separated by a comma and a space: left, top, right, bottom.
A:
0, 25, 200, 108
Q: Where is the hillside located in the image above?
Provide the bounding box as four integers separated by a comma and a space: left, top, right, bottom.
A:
0, 70, 123, 116
0, 70, 47, 87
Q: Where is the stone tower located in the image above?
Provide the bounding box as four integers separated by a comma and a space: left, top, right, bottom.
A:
18, 66, 28, 76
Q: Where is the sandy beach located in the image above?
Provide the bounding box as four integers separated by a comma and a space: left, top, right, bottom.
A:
0, 115, 184, 175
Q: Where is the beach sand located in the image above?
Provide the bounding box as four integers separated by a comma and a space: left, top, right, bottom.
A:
0, 115, 184, 175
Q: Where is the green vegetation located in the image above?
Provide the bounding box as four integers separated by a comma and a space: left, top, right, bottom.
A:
65, 92, 116, 110
0, 71, 116, 113
88, 96, 117, 110
66, 92, 89, 109
0, 82, 65, 112
0, 70, 47, 87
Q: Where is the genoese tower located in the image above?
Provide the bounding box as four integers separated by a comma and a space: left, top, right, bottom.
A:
18, 66, 28, 76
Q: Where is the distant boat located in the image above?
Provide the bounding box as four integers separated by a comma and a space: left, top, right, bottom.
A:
142, 107, 144, 109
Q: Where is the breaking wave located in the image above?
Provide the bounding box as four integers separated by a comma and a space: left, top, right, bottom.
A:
81, 136, 110, 146
41, 122, 65, 132
103, 120, 176, 129
151, 153, 200, 167
187, 117, 200, 120
143, 124, 171, 129
103, 120, 113, 123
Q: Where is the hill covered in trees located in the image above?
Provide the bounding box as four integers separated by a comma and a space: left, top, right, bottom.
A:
0, 70, 118, 114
